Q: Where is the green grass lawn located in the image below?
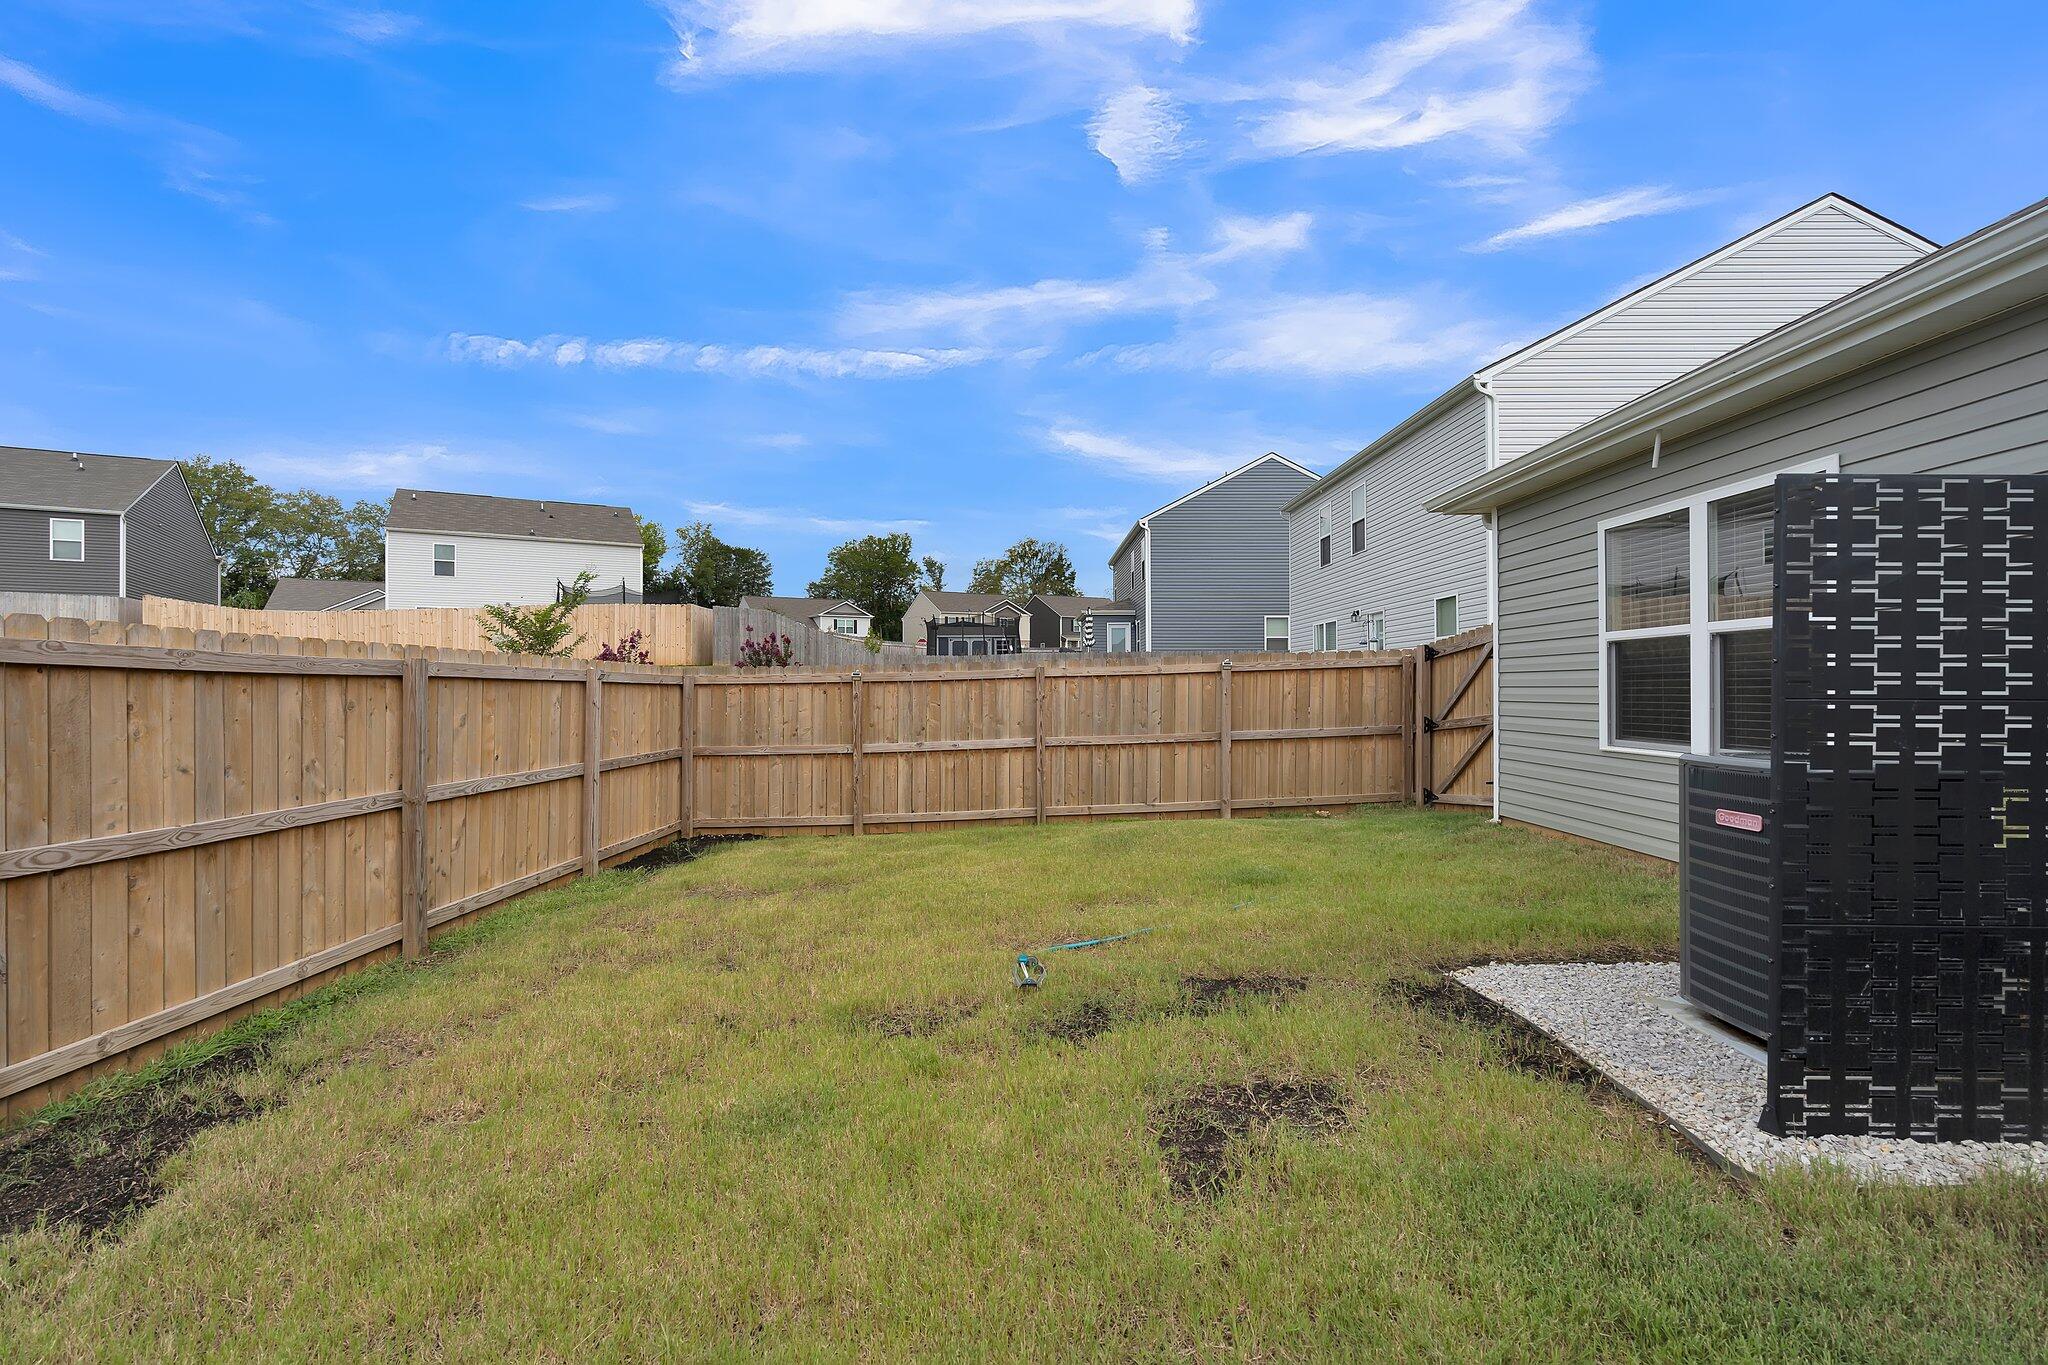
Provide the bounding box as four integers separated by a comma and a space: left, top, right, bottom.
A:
4, 810, 2045, 1361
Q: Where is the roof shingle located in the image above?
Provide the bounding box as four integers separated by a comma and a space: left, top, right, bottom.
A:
385, 488, 640, 545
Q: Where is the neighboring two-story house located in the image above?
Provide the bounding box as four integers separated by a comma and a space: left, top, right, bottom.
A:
383, 488, 643, 609
1025, 594, 1140, 652
901, 589, 1029, 654
1109, 453, 1317, 652
738, 596, 875, 636
0, 445, 220, 604
1285, 194, 1936, 651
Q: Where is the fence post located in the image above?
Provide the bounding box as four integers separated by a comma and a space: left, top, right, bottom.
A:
584, 661, 603, 875
1410, 644, 1431, 805
679, 674, 695, 839
1218, 659, 1233, 819
849, 672, 865, 836
1033, 663, 1048, 823
400, 653, 429, 957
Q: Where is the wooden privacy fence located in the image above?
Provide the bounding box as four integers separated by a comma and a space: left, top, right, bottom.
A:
142, 597, 715, 667
0, 616, 1489, 1120
1413, 626, 1495, 808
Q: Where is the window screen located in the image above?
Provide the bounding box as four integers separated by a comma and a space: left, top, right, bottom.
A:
1711, 487, 1774, 621
1263, 616, 1289, 651
1435, 595, 1458, 637
434, 543, 456, 577
1606, 511, 1689, 631
1611, 636, 1690, 747
1717, 629, 1771, 752
50, 518, 85, 562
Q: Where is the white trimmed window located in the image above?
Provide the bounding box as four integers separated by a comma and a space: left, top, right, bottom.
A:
1362, 612, 1385, 651
1317, 509, 1332, 567
826, 615, 861, 634
50, 517, 85, 562
1435, 595, 1458, 637
433, 542, 456, 577
1263, 615, 1289, 651
1597, 457, 1836, 756
1314, 620, 1338, 651
1349, 485, 1365, 554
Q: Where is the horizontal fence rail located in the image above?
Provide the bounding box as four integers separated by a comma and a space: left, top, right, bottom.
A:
0, 613, 1488, 1120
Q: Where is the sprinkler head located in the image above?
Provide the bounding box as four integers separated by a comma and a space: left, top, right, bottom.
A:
1012, 953, 1045, 989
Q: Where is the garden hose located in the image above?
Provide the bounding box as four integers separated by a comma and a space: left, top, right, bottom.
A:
1011, 928, 1154, 989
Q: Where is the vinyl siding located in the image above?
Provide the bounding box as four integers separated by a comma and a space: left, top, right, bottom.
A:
1495, 296, 2048, 862
1110, 541, 1144, 645
0, 507, 120, 594
1287, 392, 1490, 650
124, 469, 219, 603
1490, 205, 1932, 463
383, 528, 642, 609
1147, 458, 1317, 651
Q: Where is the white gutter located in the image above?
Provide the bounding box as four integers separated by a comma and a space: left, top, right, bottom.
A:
117, 513, 127, 597
1142, 521, 1154, 651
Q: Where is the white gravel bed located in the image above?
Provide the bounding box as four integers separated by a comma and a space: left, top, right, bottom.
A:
1454, 961, 2048, 1185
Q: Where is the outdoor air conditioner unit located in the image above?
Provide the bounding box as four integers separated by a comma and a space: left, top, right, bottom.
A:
1678, 754, 1773, 1040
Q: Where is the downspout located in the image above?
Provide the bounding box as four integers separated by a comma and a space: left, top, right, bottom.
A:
1476, 378, 1504, 823
1141, 519, 1154, 652
117, 513, 128, 598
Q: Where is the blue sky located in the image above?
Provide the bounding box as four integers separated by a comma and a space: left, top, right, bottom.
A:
3, 2, 2044, 596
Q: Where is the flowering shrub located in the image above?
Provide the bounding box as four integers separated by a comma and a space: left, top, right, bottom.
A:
738, 627, 796, 668
596, 630, 653, 664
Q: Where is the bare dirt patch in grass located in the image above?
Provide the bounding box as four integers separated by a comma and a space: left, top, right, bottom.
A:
1154, 1078, 1349, 1199
1180, 974, 1308, 1014
615, 834, 759, 874
1023, 997, 1123, 1044
0, 1049, 272, 1240
856, 1001, 982, 1039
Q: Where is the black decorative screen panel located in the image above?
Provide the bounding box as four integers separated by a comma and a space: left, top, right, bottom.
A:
1769, 475, 2048, 1141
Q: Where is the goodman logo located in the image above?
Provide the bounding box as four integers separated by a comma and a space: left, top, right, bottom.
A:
1714, 808, 1765, 833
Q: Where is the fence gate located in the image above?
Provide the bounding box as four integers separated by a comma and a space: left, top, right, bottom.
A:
1771, 474, 2048, 1141
1413, 626, 1493, 807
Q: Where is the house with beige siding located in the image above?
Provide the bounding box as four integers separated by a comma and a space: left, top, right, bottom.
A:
1285, 194, 1935, 653
1432, 194, 2048, 860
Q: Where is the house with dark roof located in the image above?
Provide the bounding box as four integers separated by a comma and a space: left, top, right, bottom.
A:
737, 595, 874, 636
383, 488, 643, 609
0, 445, 219, 603
263, 577, 384, 611
1025, 594, 1139, 653
901, 589, 1030, 654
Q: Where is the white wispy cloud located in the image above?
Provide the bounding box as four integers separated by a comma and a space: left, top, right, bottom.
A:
747, 432, 811, 449
521, 192, 619, 213
684, 499, 927, 536
661, 0, 1197, 74
243, 442, 532, 490
841, 212, 1314, 343
1052, 504, 1135, 542
1089, 84, 1185, 184
1474, 185, 1708, 250
329, 8, 422, 43
1044, 426, 1241, 481
447, 332, 1002, 380
1243, 0, 1590, 160
0, 229, 40, 283
1088, 291, 1505, 379
0, 54, 266, 220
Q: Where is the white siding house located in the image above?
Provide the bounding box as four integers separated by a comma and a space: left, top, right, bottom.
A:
383, 488, 643, 610
1284, 194, 1936, 652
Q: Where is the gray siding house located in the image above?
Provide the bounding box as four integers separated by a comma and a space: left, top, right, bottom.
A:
1109, 453, 1317, 652
0, 446, 220, 603
1026, 594, 1139, 652
1433, 194, 2048, 861
1286, 195, 1934, 652
264, 577, 384, 610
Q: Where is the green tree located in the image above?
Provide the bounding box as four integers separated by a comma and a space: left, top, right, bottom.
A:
181, 456, 388, 607
639, 519, 671, 592
478, 571, 591, 657
808, 532, 921, 641
672, 521, 773, 607
919, 555, 947, 592
967, 538, 1077, 601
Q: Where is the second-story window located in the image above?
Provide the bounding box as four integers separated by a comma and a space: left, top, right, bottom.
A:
1349, 485, 1365, 554
1318, 510, 1331, 567
50, 517, 85, 562
434, 543, 457, 577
